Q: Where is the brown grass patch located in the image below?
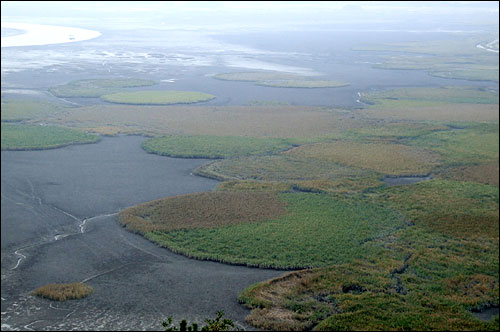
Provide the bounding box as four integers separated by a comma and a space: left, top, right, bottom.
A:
444, 274, 499, 307
45, 105, 364, 138
31, 283, 93, 301
438, 163, 499, 186
291, 177, 384, 194
119, 191, 287, 233
360, 103, 499, 122
424, 214, 499, 240
285, 141, 441, 175
245, 307, 310, 331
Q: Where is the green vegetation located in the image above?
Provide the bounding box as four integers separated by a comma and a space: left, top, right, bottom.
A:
48, 78, 156, 98
195, 154, 373, 181
101, 91, 215, 105
358, 87, 499, 122
238, 179, 499, 330
214, 71, 349, 89
124, 192, 405, 269
163, 311, 235, 331
1, 123, 100, 150
408, 124, 499, 165
142, 135, 293, 159
31, 283, 93, 301
1, 99, 68, 121
354, 37, 499, 82
10, 78, 497, 331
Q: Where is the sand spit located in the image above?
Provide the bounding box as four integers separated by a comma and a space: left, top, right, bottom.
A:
1, 22, 101, 47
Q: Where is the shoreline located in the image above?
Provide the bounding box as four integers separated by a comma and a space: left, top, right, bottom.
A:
1, 22, 101, 47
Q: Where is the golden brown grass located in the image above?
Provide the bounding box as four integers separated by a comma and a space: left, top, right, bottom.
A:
359, 103, 499, 122
44, 105, 364, 138
437, 163, 499, 186
119, 191, 287, 233
285, 141, 442, 175
31, 283, 93, 301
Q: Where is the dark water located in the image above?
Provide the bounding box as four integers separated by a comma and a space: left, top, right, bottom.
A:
472, 306, 499, 322
1, 136, 283, 331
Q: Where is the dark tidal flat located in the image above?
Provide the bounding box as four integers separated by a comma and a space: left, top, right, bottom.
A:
1, 135, 282, 330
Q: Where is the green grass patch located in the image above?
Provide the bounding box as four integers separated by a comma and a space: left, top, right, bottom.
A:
31, 283, 93, 301
142, 192, 405, 269
142, 135, 293, 159
101, 90, 215, 105
48, 78, 156, 98
1, 123, 100, 150
408, 124, 499, 165
238, 180, 499, 330
341, 122, 449, 141
213, 71, 349, 89
1, 99, 68, 122
195, 154, 374, 182
377, 179, 499, 239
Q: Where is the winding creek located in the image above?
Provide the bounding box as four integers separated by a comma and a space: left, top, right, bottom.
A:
1, 136, 283, 331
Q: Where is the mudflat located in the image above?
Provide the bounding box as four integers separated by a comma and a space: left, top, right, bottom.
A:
1, 135, 282, 330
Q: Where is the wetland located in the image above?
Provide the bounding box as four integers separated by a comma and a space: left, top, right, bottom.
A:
1, 3, 499, 330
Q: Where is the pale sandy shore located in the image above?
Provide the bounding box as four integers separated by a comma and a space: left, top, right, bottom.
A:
1, 22, 101, 47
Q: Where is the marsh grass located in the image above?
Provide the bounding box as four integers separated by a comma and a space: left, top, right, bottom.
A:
139, 193, 405, 269
407, 124, 499, 165
195, 155, 374, 182
238, 180, 499, 330
31, 283, 93, 301
119, 191, 287, 234
213, 71, 349, 89
285, 141, 442, 175
45, 104, 362, 138
1, 99, 68, 121
437, 163, 499, 186
142, 135, 293, 159
361, 87, 499, 105
48, 78, 156, 97
1, 123, 100, 150
378, 179, 499, 239
101, 90, 215, 105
